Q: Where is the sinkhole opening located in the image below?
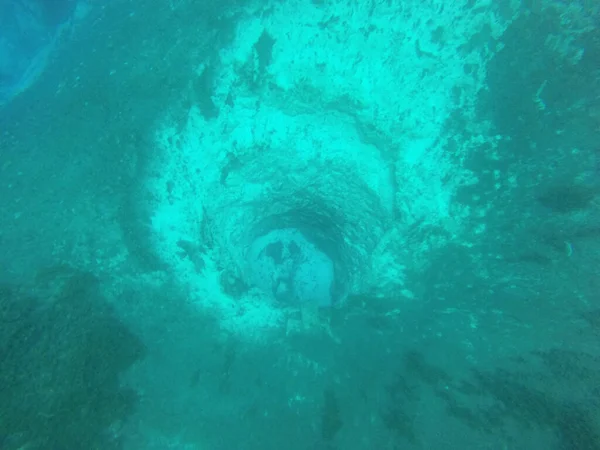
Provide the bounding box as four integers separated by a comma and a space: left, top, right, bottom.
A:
247, 228, 335, 307
244, 210, 351, 308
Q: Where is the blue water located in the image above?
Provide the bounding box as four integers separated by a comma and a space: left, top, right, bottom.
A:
1, 1, 599, 449
0, 0, 75, 104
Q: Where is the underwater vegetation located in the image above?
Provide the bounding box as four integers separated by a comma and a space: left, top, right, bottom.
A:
0, 267, 145, 450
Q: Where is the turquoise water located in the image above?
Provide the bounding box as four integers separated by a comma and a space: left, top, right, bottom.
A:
1, 1, 599, 449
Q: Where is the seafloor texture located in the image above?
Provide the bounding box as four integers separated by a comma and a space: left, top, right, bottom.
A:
148, 0, 491, 334
1, 0, 600, 449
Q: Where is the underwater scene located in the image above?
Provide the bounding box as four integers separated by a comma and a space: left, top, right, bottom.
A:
1, 0, 599, 449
